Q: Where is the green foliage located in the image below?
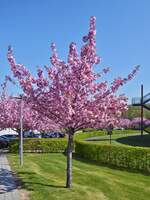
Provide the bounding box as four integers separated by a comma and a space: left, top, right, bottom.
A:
122, 105, 150, 119
9, 138, 67, 153
9, 131, 104, 153
75, 141, 150, 173
9, 130, 138, 153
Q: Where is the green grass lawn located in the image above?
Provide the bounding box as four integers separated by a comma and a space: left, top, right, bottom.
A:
75, 129, 140, 141
85, 131, 150, 147
8, 153, 150, 200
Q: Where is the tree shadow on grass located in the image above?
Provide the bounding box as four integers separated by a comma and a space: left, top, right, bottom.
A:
0, 168, 18, 194
116, 134, 150, 147
16, 171, 65, 191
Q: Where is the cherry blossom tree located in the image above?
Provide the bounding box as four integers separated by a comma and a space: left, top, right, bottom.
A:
7, 16, 139, 188
131, 117, 150, 129
0, 79, 59, 132
118, 117, 150, 130
0, 95, 59, 132
118, 118, 131, 129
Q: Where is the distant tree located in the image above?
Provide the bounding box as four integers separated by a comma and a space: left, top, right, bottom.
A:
122, 105, 150, 119
0, 79, 58, 132
118, 118, 131, 129
131, 117, 150, 129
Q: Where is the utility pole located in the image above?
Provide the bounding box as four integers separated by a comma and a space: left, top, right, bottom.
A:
20, 96, 23, 166
141, 84, 143, 137
13, 95, 24, 166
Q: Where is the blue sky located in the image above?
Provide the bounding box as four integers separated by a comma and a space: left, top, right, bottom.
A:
0, 0, 150, 103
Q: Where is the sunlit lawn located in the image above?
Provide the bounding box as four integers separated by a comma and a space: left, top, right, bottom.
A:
8, 153, 150, 200
86, 132, 150, 147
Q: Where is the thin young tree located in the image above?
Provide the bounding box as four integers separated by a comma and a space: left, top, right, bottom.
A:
7, 16, 139, 188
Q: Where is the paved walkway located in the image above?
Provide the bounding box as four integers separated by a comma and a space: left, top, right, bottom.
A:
0, 152, 20, 200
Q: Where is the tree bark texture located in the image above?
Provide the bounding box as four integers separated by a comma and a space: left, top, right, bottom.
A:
66, 128, 74, 188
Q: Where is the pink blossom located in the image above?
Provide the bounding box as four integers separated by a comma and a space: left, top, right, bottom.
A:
7, 16, 139, 132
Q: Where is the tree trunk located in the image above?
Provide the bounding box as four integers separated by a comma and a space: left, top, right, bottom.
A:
66, 128, 74, 188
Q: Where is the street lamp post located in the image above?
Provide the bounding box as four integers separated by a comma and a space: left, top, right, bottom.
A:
13, 95, 24, 166
20, 96, 23, 166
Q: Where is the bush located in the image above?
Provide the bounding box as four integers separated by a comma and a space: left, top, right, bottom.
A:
9, 130, 104, 153
9, 129, 137, 153
9, 138, 67, 153
75, 141, 150, 173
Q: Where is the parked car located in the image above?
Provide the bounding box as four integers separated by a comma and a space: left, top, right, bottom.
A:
0, 135, 10, 142
0, 135, 18, 148
43, 132, 65, 138
53, 132, 65, 138
0, 136, 9, 148
23, 130, 42, 138
2, 134, 18, 141
23, 131, 34, 138
0, 139, 8, 148
33, 133, 42, 138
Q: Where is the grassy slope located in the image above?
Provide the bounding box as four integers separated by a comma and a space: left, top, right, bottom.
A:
8, 153, 150, 200
74, 129, 140, 143
85, 132, 150, 148
86, 133, 141, 144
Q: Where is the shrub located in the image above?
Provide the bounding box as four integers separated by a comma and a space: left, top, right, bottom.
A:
9, 130, 104, 153
75, 141, 150, 173
9, 138, 67, 153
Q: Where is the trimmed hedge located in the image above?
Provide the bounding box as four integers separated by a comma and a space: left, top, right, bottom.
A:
9, 129, 139, 153
75, 141, 150, 173
9, 138, 67, 153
